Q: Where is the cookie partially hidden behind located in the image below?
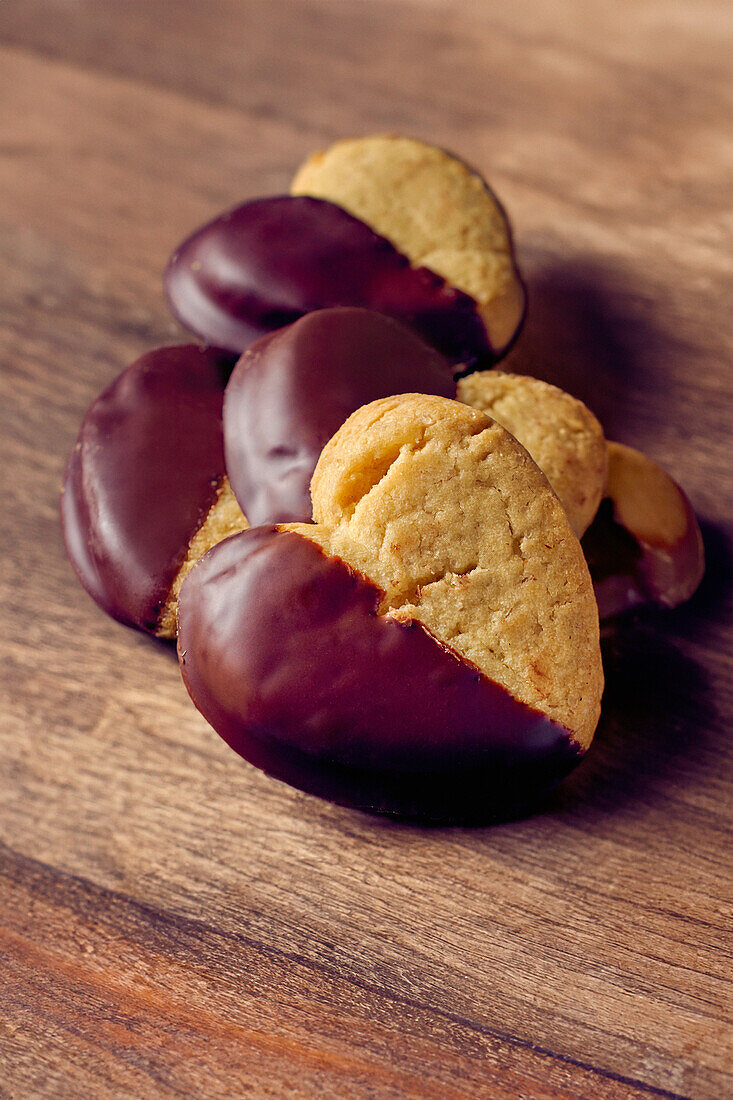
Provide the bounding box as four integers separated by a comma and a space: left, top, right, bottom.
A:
156, 478, 249, 638
178, 394, 603, 820
61, 346, 249, 638
223, 307, 455, 525
292, 135, 525, 360
582, 441, 704, 618
165, 195, 493, 370
457, 371, 607, 535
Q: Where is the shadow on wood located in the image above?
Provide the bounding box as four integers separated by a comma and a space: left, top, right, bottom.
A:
503, 254, 685, 439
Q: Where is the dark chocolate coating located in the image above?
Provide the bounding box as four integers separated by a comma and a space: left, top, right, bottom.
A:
164, 195, 493, 369
224, 307, 456, 524
583, 495, 704, 619
582, 499, 646, 619
177, 528, 583, 822
61, 344, 236, 633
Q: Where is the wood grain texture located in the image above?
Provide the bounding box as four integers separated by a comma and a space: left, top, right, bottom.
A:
1, 2, 732, 1097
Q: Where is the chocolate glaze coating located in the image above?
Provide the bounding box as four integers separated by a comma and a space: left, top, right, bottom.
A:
61, 344, 236, 633
582, 499, 645, 619
177, 528, 583, 822
583, 494, 704, 619
224, 307, 456, 524
164, 195, 493, 369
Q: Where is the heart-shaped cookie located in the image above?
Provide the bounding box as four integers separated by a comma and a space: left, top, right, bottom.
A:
178, 394, 602, 820
165, 136, 524, 370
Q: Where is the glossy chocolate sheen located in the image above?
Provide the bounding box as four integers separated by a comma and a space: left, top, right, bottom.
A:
177, 528, 582, 822
583, 494, 704, 619
164, 195, 493, 369
61, 344, 236, 633
224, 307, 456, 524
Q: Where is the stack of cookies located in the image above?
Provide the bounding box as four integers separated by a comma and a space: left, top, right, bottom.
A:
62, 136, 704, 821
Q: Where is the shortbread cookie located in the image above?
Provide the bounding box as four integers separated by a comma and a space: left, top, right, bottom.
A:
292, 135, 525, 360
457, 371, 607, 535
165, 195, 492, 369
178, 395, 602, 820
61, 345, 248, 638
224, 307, 455, 524
582, 441, 704, 618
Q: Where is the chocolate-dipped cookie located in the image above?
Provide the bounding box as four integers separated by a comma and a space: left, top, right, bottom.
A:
223, 307, 455, 524
178, 395, 603, 820
164, 194, 493, 370
292, 134, 525, 362
582, 441, 704, 618
61, 345, 248, 637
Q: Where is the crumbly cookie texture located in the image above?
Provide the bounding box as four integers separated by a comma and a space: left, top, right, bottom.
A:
457, 371, 607, 536
291, 135, 525, 355
286, 394, 603, 749
157, 478, 248, 638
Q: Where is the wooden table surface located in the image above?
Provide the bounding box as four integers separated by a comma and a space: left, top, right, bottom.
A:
2, 2, 732, 1097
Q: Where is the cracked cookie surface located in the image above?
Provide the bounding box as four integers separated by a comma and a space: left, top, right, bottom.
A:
288, 393, 603, 749
457, 371, 607, 535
